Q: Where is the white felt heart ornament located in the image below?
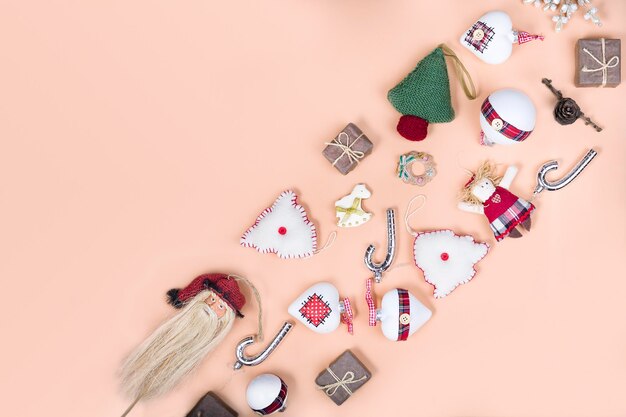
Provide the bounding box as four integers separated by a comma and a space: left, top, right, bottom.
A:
288, 282, 353, 334
241, 190, 317, 259
459, 10, 543, 65
413, 230, 489, 298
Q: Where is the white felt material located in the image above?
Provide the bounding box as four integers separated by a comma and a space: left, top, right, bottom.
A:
241, 190, 317, 259
479, 89, 536, 146
380, 289, 432, 342
246, 374, 283, 410
287, 282, 341, 334
459, 10, 515, 65
413, 230, 489, 298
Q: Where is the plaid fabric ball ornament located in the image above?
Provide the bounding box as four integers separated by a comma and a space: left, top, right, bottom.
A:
460, 10, 544, 65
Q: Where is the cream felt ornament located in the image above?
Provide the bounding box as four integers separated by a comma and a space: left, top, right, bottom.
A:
460, 10, 544, 65
479, 88, 537, 146
119, 274, 261, 417
288, 282, 354, 334
404, 196, 489, 298
241, 190, 317, 259
365, 279, 432, 341
334, 184, 372, 228
458, 162, 535, 241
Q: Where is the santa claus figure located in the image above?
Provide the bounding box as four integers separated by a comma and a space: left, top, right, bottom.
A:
120, 274, 245, 415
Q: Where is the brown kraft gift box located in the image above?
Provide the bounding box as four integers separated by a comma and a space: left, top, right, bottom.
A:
575, 38, 621, 87
315, 350, 371, 405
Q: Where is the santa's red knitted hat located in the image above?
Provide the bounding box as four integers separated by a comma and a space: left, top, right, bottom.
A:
167, 273, 246, 317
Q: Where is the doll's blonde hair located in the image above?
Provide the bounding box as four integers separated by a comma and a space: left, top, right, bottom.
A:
459, 161, 502, 206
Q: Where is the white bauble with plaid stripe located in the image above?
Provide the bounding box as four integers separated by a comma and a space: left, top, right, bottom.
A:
460, 10, 544, 65
288, 282, 354, 334
378, 288, 432, 342
246, 374, 288, 415
479, 89, 536, 146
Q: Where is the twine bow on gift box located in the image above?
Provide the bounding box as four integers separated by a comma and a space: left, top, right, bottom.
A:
581, 38, 620, 88
317, 368, 367, 397
325, 132, 365, 167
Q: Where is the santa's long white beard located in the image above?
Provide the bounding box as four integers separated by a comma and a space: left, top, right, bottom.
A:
120, 290, 235, 401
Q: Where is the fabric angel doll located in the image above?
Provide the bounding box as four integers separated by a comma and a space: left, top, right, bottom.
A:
458, 162, 534, 241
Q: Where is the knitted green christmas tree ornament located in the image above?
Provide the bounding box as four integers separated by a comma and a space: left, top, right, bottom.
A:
388, 44, 476, 141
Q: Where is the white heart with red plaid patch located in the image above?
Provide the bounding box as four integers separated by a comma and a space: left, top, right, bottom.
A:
288, 282, 340, 334
459, 10, 514, 65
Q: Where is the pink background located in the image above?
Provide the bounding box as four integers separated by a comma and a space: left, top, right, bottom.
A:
1, 1, 625, 416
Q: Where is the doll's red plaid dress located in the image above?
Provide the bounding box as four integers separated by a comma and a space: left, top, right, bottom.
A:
483, 186, 534, 241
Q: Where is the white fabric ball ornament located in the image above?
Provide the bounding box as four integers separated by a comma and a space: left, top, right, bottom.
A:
246, 374, 288, 415
479, 88, 536, 146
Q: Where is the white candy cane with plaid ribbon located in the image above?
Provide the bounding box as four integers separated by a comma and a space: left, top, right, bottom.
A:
365, 278, 377, 326
340, 298, 354, 334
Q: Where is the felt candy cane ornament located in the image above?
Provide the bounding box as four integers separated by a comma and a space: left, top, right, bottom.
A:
241, 190, 335, 259
404, 196, 489, 298
460, 10, 544, 65
119, 274, 262, 417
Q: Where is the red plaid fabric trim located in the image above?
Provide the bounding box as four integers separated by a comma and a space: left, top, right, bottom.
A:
516, 31, 544, 45
255, 379, 288, 415
481, 97, 532, 142
298, 293, 331, 327
366, 278, 376, 327
489, 198, 534, 241
397, 289, 410, 341
464, 21, 495, 53
340, 298, 354, 334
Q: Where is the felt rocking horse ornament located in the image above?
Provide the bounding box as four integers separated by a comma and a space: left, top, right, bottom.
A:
334, 184, 372, 228
119, 274, 262, 417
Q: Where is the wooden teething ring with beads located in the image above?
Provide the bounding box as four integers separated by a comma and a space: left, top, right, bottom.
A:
397, 151, 437, 186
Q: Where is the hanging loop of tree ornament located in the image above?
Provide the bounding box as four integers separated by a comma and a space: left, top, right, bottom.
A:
533, 149, 598, 197
364, 208, 397, 283
233, 321, 294, 370
542, 78, 602, 132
